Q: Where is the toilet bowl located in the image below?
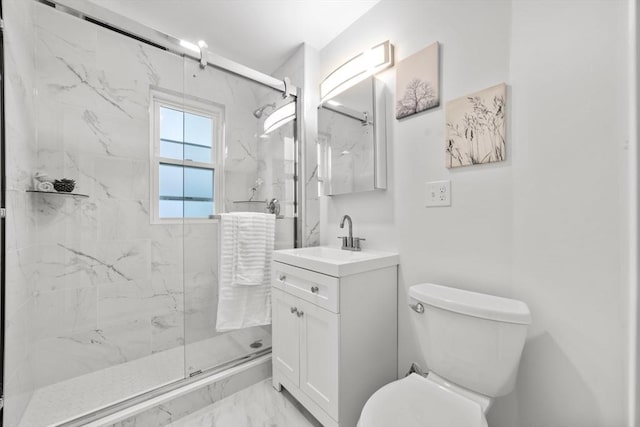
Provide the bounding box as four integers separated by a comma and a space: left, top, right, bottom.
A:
358, 283, 531, 427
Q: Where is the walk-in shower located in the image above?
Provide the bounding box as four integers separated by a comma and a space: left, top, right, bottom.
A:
1, 0, 302, 425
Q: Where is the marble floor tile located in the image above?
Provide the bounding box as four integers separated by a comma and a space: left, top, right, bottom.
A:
171, 379, 322, 427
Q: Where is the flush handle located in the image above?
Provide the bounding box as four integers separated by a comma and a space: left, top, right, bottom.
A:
310, 286, 319, 294
409, 302, 424, 314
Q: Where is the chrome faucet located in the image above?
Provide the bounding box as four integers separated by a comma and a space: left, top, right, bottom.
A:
338, 214, 365, 251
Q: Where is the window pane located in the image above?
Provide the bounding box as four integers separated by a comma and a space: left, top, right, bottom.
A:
184, 201, 213, 218
160, 140, 184, 160
184, 145, 212, 163
159, 164, 184, 197
159, 200, 183, 218
160, 107, 184, 142
184, 167, 213, 199
184, 112, 213, 148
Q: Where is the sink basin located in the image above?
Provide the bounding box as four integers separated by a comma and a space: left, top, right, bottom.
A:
273, 246, 399, 277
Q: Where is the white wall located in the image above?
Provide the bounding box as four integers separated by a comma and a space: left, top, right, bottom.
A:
318, 1, 633, 426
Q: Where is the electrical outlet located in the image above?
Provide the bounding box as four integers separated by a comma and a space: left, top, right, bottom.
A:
425, 180, 451, 207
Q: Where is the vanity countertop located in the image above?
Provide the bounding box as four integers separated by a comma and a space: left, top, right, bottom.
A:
273, 246, 399, 277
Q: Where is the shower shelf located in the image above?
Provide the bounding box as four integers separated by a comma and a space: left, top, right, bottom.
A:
27, 190, 89, 198
232, 200, 266, 203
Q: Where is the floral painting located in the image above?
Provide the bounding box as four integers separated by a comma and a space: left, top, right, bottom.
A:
395, 42, 439, 119
445, 83, 507, 168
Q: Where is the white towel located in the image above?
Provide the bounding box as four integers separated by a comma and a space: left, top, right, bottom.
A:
216, 212, 276, 331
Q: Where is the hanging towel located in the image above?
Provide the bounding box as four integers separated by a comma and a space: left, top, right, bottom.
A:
216, 212, 276, 331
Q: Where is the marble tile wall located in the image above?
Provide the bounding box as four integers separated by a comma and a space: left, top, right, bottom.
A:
4, 0, 38, 425
31, 3, 187, 388
302, 46, 321, 247
271, 44, 321, 247
25, 2, 288, 393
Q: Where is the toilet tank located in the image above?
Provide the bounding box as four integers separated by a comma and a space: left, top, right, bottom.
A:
408, 283, 531, 397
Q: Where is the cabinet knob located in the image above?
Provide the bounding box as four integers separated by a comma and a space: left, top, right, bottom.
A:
296, 310, 304, 317
290, 306, 298, 314
310, 286, 319, 294
279, 274, 286, 282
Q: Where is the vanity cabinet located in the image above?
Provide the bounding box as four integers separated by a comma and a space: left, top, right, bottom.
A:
271, 248, 398, 427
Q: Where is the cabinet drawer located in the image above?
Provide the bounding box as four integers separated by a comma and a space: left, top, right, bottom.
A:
272, 262, 339, 313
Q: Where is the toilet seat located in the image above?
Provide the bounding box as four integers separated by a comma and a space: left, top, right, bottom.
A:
358, 374, 488, 427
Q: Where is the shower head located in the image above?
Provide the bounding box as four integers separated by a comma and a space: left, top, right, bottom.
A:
253, 103, 276, 119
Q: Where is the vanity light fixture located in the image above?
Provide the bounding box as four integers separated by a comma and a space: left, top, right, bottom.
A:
263, 101, 296, 134
320, 40, 394, 103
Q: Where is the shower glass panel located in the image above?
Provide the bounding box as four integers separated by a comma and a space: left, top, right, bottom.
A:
9, 3, 189, 425
2, 1, 297, 425
181, 60, 296, 376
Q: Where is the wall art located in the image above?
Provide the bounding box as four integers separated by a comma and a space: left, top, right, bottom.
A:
445, 83, 507, 168
395, 42, 439, 119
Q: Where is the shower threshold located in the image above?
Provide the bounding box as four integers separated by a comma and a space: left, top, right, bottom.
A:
18, 328, 271, 427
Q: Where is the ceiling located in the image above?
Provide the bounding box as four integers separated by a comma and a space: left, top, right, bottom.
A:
88, 0, 381, 74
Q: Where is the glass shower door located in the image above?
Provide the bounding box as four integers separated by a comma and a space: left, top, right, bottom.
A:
182, 59, 297, 376
8, 3, 189, 425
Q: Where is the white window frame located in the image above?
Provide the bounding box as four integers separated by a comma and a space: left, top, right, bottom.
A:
150, 89, 224, 224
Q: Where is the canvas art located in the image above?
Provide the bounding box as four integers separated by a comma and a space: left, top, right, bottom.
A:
395, 42, 440, 119
445, 83, 507, 168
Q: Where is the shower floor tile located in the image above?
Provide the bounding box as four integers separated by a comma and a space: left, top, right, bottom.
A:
19, 328, 271, 427
171, 378, 322, 427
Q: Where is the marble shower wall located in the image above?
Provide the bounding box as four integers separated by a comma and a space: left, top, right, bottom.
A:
31, 3, 186, 388
271, 44, 320, 247
28, 2, 277, 390
4, 0, 37, 425
253, 84, 296, 249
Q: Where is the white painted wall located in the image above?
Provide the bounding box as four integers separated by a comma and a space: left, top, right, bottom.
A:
318, 1, 633, 425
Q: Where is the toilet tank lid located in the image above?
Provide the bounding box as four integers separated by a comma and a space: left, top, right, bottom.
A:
409, 283, 532, 325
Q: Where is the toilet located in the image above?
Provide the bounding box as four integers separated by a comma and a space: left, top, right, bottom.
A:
358, 283, 531, 427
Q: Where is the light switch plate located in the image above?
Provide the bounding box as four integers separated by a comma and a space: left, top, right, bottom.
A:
425, 180, 451, 207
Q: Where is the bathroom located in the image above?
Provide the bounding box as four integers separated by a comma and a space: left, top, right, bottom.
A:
1, 0, 638, 426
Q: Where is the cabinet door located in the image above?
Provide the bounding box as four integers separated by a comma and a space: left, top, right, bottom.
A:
272, 288, 300, 386
299, 299, 339, 420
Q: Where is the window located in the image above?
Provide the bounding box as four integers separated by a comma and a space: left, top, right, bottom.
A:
151, 91, 223, 222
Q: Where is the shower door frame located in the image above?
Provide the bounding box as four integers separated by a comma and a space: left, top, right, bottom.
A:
1, 0, 306, 425
48, 0, 299, 97
0, 0, 6, 420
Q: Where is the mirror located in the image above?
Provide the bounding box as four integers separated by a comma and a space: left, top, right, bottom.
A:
317, 76, 387, 196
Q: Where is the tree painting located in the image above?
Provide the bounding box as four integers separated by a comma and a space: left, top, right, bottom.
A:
395, 42, 439, 119
396, 78, 438, 118
445, 83, 507, 168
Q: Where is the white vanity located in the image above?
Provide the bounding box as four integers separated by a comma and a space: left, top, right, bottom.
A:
271, 246, 399, 427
